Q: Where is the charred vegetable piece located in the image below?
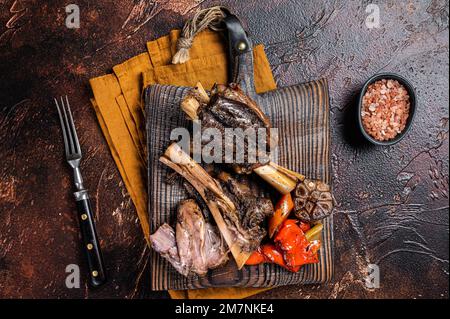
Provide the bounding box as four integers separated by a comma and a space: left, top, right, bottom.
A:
245, 220, 321, 272
268, 193, 294, 238
274, 219, 320, 270
293, 179, 333, 222
245, 248, 266, 265
245, 244, 290, 270
299, 221, 311, 233
305, 223, 323, 242
260, 244, 289, 269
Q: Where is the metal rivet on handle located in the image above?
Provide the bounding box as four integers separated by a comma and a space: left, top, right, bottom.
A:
237, 41, 247, 51
81, 214, 88, 220
92, 270, 98, 277
87, 243, 93, 250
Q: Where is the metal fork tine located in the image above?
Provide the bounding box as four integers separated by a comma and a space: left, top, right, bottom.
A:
55, 98, 70, 158
60, 96, 76, 156
65, 95, 81, 156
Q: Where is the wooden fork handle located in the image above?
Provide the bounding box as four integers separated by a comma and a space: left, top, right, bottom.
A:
74, 190, 106, 287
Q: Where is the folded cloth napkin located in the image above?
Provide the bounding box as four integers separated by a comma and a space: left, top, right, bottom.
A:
89, 29, 276, 299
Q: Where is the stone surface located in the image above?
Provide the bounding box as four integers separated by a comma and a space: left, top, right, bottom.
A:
0, 0, 448, 299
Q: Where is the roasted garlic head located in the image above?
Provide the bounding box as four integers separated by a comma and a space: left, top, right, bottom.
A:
293, 179, 333, 222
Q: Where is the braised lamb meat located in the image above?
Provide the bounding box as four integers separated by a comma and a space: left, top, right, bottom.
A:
216, 171, 273, 251
183, 83, 272, 174
150, 199, 228, 277
160, 143, 273, 268
149, 224, 187, 275
181, 83, 335, 213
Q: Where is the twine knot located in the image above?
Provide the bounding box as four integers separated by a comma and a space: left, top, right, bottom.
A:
172, 6, 227, 64
177, 37, 194, 50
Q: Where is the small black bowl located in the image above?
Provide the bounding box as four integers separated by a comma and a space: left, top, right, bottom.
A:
357, 73, 416, 146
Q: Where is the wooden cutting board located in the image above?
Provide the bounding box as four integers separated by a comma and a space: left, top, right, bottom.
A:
145, 78, 333, 290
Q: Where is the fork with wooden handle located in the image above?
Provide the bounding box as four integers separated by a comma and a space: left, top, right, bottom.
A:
55, 96, 106, 287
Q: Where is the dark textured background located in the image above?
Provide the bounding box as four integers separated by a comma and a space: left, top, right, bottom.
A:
0, 0, 448, 299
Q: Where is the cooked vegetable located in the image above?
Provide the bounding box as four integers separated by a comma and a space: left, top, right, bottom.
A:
245, 248, 266, 265
274, 220, 320, 270
268, 193, 294, 238
261, 244, 288, 269
245, 244, 289, 270
305, 223, 323, 242
293, 179, 333, 222
245, 219, 321, 272
299, 221, 311, 233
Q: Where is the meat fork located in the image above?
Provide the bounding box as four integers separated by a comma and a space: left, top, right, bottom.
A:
55, 96, 106, 287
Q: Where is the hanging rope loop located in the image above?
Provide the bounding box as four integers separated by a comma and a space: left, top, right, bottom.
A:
172, 6, 227, 64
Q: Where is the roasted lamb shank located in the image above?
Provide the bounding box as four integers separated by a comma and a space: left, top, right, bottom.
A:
182, 82, 272, 174
159, 142, 273, 268
181, 82, 334, 221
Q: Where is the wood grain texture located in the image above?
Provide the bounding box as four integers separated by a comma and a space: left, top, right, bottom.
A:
145, 78, 332, 290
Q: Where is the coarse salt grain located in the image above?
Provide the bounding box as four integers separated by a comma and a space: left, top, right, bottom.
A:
361, 79, 411, 141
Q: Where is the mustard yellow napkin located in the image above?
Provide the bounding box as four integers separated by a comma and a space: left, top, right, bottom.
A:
89, 29, 276, 299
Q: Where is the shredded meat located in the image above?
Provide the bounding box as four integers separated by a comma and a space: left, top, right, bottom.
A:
216, 171, 274, 252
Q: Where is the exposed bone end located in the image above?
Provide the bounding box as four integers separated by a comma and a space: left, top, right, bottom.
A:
181, 82, 210, 120
269, 162, 305, 182
194, 82, 210, 103
160, 143, 252, 269
181, 95, 200, 120
293, 179, 333, 222
253, 164, 297, 194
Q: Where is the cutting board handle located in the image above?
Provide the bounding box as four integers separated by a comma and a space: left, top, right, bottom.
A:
223, 13, 257, 99
172, 7, 257, 97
